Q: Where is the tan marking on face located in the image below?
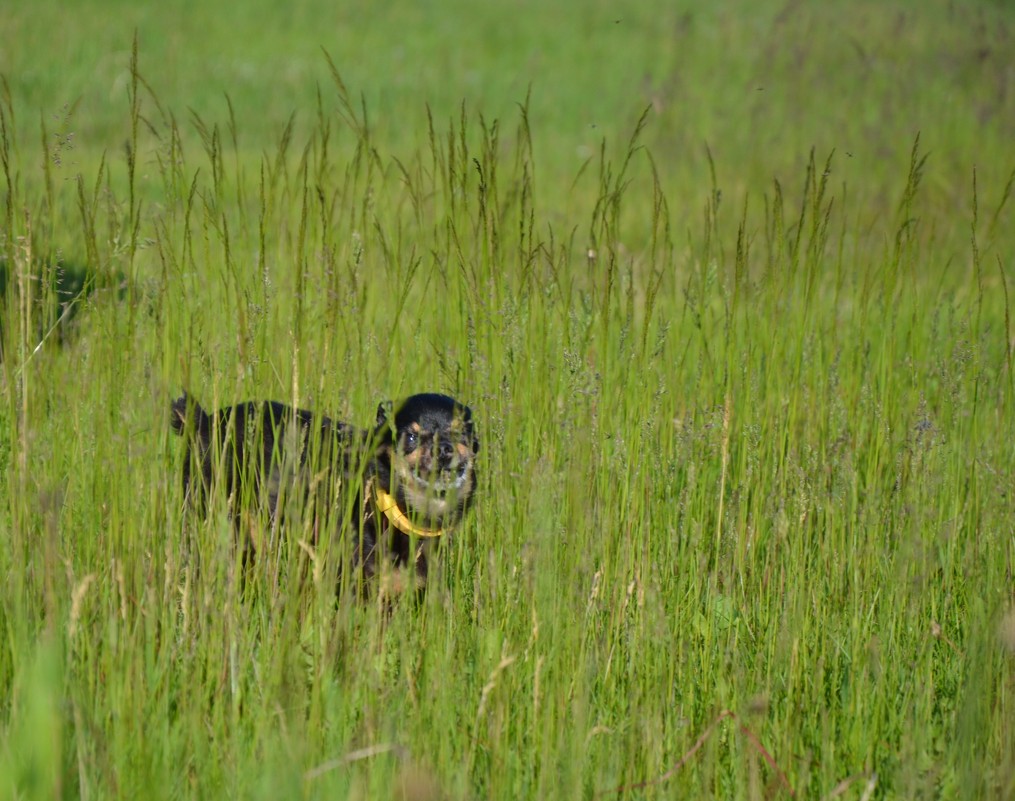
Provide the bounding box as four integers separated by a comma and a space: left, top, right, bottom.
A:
391, 452, 474, 523
402, 447, 424, 470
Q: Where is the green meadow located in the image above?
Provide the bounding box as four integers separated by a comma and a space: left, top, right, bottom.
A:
2, 0, 1014, 798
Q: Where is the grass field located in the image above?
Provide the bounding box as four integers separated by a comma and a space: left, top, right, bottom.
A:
2, 0, 1015, 798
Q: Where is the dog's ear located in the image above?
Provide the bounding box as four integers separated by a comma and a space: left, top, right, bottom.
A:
458, 404, 480, 454
376, 400, 393, 428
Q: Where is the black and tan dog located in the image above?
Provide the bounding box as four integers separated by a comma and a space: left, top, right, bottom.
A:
169, 391, 479, 596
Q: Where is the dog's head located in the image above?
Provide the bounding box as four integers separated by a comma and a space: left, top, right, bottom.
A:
374, 393, 479, 531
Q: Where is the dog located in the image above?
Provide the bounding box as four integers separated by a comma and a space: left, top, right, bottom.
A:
169, 391, 479, 597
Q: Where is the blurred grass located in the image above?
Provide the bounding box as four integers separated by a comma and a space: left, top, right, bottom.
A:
5, 0, 1015, 227
2, 0, 1015, 799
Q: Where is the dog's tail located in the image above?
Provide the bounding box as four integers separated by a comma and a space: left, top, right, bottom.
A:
171, 392, 211, 441
171, 392, 214, 513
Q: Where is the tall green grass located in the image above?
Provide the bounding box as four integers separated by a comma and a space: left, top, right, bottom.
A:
6, 0, 1015, 228
3, 11, 1015, 801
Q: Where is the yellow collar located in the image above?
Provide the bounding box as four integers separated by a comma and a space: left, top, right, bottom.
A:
371, 481, 445, 539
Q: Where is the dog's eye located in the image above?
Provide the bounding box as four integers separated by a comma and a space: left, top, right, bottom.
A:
403, 430, 418, 451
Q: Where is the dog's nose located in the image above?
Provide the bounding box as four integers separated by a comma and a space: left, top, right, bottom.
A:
438, 439, 454, 466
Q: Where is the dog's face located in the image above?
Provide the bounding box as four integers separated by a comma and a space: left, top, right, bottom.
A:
376, 393, 479, 528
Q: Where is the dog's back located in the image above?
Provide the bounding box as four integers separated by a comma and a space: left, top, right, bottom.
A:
170, 393, 366, 524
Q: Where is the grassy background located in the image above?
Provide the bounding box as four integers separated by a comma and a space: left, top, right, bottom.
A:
2, 0, 1015, 798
